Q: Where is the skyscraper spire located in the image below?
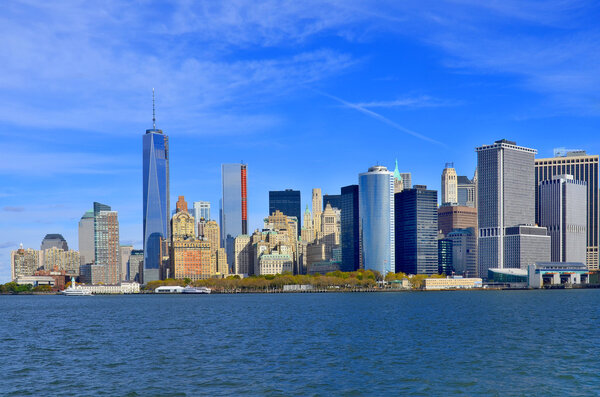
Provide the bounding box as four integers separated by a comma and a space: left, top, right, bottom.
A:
393, 159, 402, 181
152, 88, 156, 129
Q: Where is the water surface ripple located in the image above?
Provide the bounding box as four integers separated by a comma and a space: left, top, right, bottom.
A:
1, 290, 599, 396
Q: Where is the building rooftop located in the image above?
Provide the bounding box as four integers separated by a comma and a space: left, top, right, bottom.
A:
457, 176, 472, 184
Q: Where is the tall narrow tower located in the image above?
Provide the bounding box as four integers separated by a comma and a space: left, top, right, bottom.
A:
441, 163, 458, 205
221, 163, 248, 271
142, 89, 170, 283
312, 188, 323, 236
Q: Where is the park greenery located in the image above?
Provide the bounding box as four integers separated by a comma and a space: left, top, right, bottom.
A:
143, 270, 447, 292
0, 282, 54, 294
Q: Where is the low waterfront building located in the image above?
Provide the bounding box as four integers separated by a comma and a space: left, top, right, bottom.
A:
155, 285, 185, 293
34, 270, 69, 290
487, 268, 528, 285
15, 275, 55, 287
527, 262, 589, 288
283, 284, 313, 292
78, 281, 140, 294
423, 277, 483, 290
257, 252, 293, 275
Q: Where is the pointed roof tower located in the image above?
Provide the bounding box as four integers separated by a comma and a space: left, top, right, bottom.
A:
393, 159, 402, 182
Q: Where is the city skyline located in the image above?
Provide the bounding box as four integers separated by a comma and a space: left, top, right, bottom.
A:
1, 1, 600, 282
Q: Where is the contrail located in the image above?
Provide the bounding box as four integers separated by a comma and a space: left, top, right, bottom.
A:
313, 89, 445, 146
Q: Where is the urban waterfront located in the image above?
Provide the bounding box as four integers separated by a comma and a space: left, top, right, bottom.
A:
2, 291, 599, 396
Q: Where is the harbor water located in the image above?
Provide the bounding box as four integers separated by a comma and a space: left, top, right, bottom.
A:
1, 290, 599, 396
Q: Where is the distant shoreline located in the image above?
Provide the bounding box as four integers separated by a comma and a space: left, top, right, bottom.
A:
2, 284, 600, 296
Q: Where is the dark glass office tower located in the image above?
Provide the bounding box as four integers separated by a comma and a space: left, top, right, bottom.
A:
395, 186, 438, 275
323, 194, 342, 211
341, 185, 359, 272
269, 189, 301, 235
438, 238, 453, 275
143, 109, 170, 283
221, 163, 248, 270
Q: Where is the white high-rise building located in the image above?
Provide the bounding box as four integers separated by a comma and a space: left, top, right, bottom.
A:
359, 165, 395, 275
539, 175, 587, 264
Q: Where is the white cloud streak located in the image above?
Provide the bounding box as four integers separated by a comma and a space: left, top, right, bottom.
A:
313, 89, 446, 146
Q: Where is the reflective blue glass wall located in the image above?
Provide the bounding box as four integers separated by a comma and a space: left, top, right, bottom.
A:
143, 129, 169, 282
221, 164, 244, 268
359, 167, 395, 275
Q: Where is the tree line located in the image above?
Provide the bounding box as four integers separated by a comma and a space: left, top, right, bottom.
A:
144, 270, 447, 292
0, 282, 54, 294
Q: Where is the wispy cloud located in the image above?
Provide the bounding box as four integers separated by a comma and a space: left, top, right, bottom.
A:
353, 96, 460, 109
3, 206, 25, 212
314, 89, 446, 146
0, 2, 357, 134
0, 147, 136, 176
0, 242, 17, 249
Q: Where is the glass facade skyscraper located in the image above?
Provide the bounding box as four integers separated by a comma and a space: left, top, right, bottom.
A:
269, 189, 301, 235
143, 126, 170, 283
359, 166, 395, 275
323, 194, 342, 211
395, 187, 438, 275
341, 184, 359, 272
221, 163, 248, 270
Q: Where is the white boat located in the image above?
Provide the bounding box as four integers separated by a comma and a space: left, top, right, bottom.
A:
182, 286, 211, 294
62, 277, 92, 296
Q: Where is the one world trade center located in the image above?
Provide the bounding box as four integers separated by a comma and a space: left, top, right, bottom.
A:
142, 90, 170, 283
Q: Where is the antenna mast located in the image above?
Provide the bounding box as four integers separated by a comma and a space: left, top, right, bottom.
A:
152, 88, 156, 129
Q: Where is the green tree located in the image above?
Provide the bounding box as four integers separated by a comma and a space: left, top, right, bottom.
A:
33, 285, 53, 292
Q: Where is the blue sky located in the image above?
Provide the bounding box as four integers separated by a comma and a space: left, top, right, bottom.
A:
1, 1, 599, 282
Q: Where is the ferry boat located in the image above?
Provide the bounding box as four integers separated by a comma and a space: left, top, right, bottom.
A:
62, 277, 92, 296
181, 286, 212, 294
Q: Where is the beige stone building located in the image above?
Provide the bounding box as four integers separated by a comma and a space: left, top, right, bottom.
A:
312, 188, 322, 236
171, 239, 213, 280
172, 206, 195, 240
41, 247, 80, 275
234, 234, 252, 275
441, 163, 458, 205
11, 246, 40, 280
301, 205, 315, 243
